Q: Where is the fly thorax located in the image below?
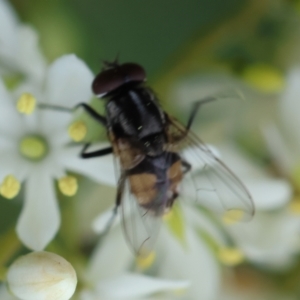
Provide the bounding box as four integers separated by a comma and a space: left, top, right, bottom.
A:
140, 133, 165, 156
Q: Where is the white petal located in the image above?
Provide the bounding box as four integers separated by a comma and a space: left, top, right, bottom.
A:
16, 165, 60, 250
228, 210, 300, 269
58, 144, 117, 186
86, 225, 132, 283
217, 144, 265, 178
92, 206, 120, 233
0, 79, 23, 138
79, 290, 94, 300
96, 274, 189, 299
183, 204, 227, 246
0, 0, 18, 65
157, 226, 221, 299
44, 54, 93, 107
279, 68, 300, 149
246, 178, 292, 210
40, 109, 72, 140
0, 148, 30, 182
262, 123, 296, 174
207, 143, 292, 210
17, 25, 47, 83
42, 151, 66, 179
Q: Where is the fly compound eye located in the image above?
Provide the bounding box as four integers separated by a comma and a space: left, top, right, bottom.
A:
120, 63, 146, 83
92, 68, 124, 98
92, 62, 146, 98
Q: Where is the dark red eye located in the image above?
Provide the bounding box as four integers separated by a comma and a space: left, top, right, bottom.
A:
92, 63, 146, 97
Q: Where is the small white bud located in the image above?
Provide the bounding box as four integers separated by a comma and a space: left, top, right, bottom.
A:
7, 251, 77, 300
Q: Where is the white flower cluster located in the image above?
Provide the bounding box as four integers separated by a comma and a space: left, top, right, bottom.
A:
0, 1, 194, 299
0, 0, 300, 300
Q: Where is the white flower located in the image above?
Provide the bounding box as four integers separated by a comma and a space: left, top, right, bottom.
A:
278, 68, 300, 151
210, 144, 298, 269
7, 251, 77, 300
92, 202, 221, 299
263, 68, 300, 175
0, 0, 46, 84
80, 274, 189, 300
80, 225, 189, 300
169, 70, 299, 270
0, 54, 114, 250
155, 224, 221, 299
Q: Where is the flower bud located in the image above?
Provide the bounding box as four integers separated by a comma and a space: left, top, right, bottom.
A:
7, 251, 77, 300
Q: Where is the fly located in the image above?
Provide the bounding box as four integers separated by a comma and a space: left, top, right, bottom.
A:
40, 60, 254, 256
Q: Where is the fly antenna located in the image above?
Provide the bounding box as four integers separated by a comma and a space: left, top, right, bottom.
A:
103, 53, 120, 69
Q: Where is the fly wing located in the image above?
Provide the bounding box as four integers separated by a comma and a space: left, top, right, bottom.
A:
166, 115, 255, 222
108, 129, 146, 171
120, 172, 168, 257
109, 129, 171, 256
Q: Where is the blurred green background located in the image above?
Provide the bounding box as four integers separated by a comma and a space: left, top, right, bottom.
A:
8, 0, 300, 104
9, 0, 247, 76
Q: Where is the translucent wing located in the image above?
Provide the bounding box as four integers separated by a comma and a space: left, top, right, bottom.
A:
110, 129, 173, 256
120, 172, 168, 257
166, 115, 255, 222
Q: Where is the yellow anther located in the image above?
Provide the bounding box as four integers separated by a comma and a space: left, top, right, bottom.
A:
58, 176, 78, 197
218, 247, 244, 266
136, 251, 156, 270
68, 121, 87, 142
17, 93, 36, 114
242, 64, 285, 93
289, 198, 300, 215
173, 288, 187, 296
0, 175, 21, 199
222, 209, 244, 225
20, 137, 47, 160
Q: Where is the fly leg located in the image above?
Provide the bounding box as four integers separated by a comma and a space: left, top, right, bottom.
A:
181, 159, 191, 174
38, 102, 107, 127
100, 174, 125, 236
79, 142, 123, 238
80, 143, 112, 158
186, 96, 216, 131
74, 103, 107, 126
164, 97, 216, 146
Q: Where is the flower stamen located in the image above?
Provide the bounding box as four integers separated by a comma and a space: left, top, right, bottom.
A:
173, 288, 187, 296
17, 93, 36, 114
68, 121, 87, 142
242, 64, 285, 93
218, 247, 244, 266
289, 198, 300, 215
222, 209, 244, 225
58, 176, 78, 196
0, 175, 21, 199
136, 251, 156, 270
